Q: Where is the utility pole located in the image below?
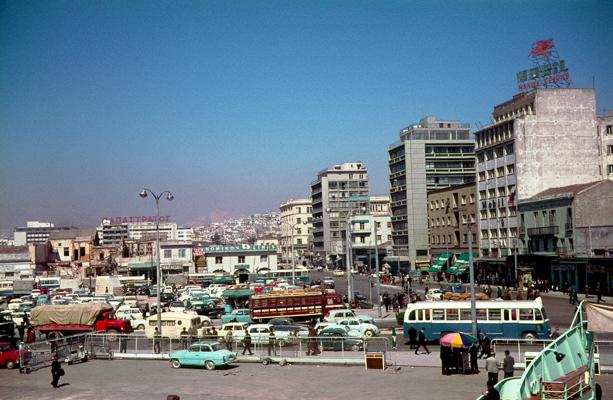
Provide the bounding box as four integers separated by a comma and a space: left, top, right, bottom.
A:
374, 218, 381, 317
468, 223, 477, 338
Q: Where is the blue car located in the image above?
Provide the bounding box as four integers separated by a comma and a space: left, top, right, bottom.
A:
220, 308, 253, 324
169, 342, 237, 370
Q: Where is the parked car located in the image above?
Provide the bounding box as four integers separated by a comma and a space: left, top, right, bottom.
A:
323, 309, 374, 324
334, 317, 380, 337
0, 342, 30, 369
317, 327, 363, 351
169, 301, 186, 313
342, 292, 368, 303
268, 317, 308, 335
217, 322, 250, 342
188, 302, 224, 319
220, 308, 253, 324
447, 283, 465, 294
425, 288, 444, 301
169, 342, 236, 370
245, 324, 295, 347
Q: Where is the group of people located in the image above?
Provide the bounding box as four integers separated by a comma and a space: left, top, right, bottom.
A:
382, 292, 405, 313
406, 326, 430, 355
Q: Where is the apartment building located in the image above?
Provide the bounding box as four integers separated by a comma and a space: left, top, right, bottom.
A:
475, 89, 602, 261
598, 112, 613, 180
14, 221, 72, 246
279, 198, 312, 267
311, 162, 369, 267
388, 116, 475, 271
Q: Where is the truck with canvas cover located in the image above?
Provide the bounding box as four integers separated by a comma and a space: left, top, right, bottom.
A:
28, 303, 132, 340
250, 288, 344, 322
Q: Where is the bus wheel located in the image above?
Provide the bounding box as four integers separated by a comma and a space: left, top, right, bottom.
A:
522, 332, 537, 341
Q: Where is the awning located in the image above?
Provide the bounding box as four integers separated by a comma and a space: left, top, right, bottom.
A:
128, 261, 157, 269
447, 253, 478, 274
429, 252, 453, 273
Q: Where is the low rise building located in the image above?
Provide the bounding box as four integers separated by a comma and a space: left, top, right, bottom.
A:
160, 241, 194, 275
0, 246, 33, 280
198, 244, 278, 280
518, 180, 613, 294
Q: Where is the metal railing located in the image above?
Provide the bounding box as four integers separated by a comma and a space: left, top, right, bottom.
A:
491, 338, 612, 368
82, 332, 389, 365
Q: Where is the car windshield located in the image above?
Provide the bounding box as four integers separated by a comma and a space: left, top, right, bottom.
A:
209, 343, 222, 351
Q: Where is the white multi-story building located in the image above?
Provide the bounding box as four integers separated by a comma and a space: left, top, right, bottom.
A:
14, 221, 72, 246
97, 220, 193, 244
279, 198, 312, 267
475, 89, 602, 258
311, 162, 369, 267
598, 112, 613, 181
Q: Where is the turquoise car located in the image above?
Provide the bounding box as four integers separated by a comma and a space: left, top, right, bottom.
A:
220, 308, 253, 324
169, 342, 237, 370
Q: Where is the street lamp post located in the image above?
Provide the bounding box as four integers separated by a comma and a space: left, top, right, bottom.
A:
139, 188, 174, 335
373, 218, 381, 317
346, 213, 353, 303
467, 222, 477, 338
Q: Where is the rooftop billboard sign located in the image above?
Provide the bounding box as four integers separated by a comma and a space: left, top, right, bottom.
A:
516, 39, 571, 92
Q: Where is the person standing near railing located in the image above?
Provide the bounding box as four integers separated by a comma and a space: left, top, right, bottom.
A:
502, 350, 515, 378
153, 327, 161, 354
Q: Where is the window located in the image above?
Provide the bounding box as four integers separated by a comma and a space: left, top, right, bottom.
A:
606, 125, 613, 135
488, 309, 501, 321
359, 223, 365, 230
433, 309, 445, 320
215, 256, 222, 264
460, 309, 472, 320
63, 247, 69, 257
360, 237, 365, 244
469, 193, 475, 203
238, 256, 246, 263
164, 249, 172, 258
421, 309, 430, 320
179, 249, 186, 258
296, 217, 301, 224
477, 309, 487, 320
297, 238, 302, 245
80, 247, 86, 257
519, 308, 534, 320
608, 165, 613, 174
446, 309, 459, 320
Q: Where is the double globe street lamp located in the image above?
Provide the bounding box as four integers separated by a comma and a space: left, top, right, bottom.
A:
139, 188, 174, 335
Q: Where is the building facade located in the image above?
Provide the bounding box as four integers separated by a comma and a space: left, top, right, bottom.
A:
475, 89, 602, 260
0, 246, 33, 280
279, 198, 312, 267
311, 162, 369, 267
598, 112, 613, 180
199, 244, 278, 278
14, 221, 72, 246
388, 116, 475, 271
518, 180, 613, 294
160, 241, 194, 275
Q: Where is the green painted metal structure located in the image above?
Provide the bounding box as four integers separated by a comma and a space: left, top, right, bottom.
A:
477, 301, 607, 400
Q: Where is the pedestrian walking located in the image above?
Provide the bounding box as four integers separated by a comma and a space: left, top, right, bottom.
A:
153, 327, 161, 354
596, 282, 603, 304
180, 327, 189, 350
502, 350, 515, 378
478, 332, 491, 359
306, 326, 320, 356
408, 326, 417, 350
50, 354, 64, 388
119, 335, 127, 353
569, 288, 575, 304
225, 331, 234, 352
470, 343, 479, 374
242, 331, 253, 355
391, 327, 397, 350
414, 328, 430, 354
485, 352, 499, 385
268, 329, 276, 356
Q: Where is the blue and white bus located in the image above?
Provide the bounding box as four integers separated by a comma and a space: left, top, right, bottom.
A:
403, 297, 551, 340
36, 277, 61, 291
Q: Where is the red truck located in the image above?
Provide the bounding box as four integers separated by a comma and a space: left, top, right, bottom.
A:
28, 303, 132, 341
250, 288, 344, 322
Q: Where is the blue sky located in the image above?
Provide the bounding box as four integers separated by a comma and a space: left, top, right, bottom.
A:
1, 0, 612, 230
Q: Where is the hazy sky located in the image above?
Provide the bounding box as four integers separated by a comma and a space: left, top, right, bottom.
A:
1, 0, 612, 230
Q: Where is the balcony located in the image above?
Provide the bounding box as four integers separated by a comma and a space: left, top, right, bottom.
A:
527, 226, 559, 236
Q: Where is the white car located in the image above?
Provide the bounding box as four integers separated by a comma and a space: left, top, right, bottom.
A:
333, 270, 345, 277
217, 322, 250, 342
323, 309, 374, 324
425, 288, 444, 301
334, 318, 380, 338
122, 314, 147, 330
245, 324, 295, 346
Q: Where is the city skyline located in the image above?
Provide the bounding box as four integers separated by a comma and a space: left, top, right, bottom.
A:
1, 1, 612, 230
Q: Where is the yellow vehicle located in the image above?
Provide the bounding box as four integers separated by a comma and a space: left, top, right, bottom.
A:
144, 312, 203, 339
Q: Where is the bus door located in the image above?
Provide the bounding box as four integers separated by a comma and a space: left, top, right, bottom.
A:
502, 308, 518, 338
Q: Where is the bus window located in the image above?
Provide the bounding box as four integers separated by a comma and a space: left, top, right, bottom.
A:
534, 309, 543, 320
477, 309, 487, 320
519, 308, 534, 320
422, 309, 430, 321
432, 309, 444, 320
446, 309, 459, 321
489, 309, 501, 321
460, 310, 472, 320
408, 310, 416, 321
